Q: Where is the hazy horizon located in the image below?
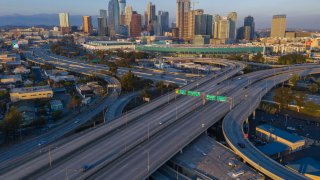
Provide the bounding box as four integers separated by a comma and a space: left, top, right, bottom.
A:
0, 0, 320, 29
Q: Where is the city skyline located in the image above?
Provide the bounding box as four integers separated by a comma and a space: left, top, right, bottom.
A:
0, 0, 319, 29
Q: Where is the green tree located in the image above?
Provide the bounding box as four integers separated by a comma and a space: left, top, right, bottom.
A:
141, 88, 151, 99
120, 71, 140, 91
156, 81, 166, 95
316, 79, 320, 88
304, 101, 320, 114
107, 62, 118, 76
273, 87, 294, 110
278, 53, 306, 65
68, 96, 81, 111
289, 74, 300, 87
0, 91, 8, 100
294, 91, 306, 112
309, 84, 319, 94
0, 107, 22, 137
252, 52, 265, 62
52, 110, 63, 121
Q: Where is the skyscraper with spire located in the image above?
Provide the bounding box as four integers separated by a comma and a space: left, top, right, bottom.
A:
118, 0, 126, 15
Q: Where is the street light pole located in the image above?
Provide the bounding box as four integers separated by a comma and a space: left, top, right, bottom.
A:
49, 145, 52, 168
65, 168, 68, 180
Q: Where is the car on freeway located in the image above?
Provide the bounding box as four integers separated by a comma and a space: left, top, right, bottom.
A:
38, 140, 47, 146
74, 118, 80, 124
237, 143, 246, 148
81, 164, 91, 172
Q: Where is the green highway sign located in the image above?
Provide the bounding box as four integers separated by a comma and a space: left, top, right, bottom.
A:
206, 95, 216, 101
217, 96, 227, 102
176, 89, 187, 95
187, 91, 201, 97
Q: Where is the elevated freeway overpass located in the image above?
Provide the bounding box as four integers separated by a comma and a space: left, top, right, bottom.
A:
0, 60, 244, 179
223, 65, 320, 179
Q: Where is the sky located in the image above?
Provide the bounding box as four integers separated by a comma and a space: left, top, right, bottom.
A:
0, 0, 320, 29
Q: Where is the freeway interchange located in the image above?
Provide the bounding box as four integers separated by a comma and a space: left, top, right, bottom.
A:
1, 48, 320, 180
0, 59, 244, 179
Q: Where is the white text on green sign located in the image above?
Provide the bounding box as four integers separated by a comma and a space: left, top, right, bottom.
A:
188, 91, 201, 97
206, 95, 216, 101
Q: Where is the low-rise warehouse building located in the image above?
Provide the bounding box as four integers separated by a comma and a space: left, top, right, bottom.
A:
50, 100, 63, 111
76, 84, 94, 98
256, 124, 305, 152
257, 142, 290, 159
0, 75, 22, 84
10, 86, 53, 102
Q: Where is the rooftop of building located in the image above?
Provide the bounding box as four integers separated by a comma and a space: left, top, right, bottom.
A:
257, 124, 305, 144
49, 99, 63, 106
77, 84, 92, 91
172, 135, 263, 180
11, 85, 52, 94
286, 157, 320, 177
0, 74, 22, 79
86, 41, 135, 46
0, 53, 20, 58
45, 69, 69, 76
257, 142, 289, 156
136, 45, 264, 54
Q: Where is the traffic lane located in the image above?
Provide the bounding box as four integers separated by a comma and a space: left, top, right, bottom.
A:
2, 59, 241, 177
35, 67, 250, 179
90, 99, 231, 179
85, 75, 261, 179
0, 91, 119, 174
35, 77, 245, 179
36, 96, 201, 179
25, 64, 278, 179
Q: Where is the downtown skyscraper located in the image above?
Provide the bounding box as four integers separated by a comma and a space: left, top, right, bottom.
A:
227, 12, 237, 40
237, 16, 255, 41
125, 6, 133, 36
98, 9, 108, 36
194, 14, 213, 37
131, 11, 142, 37
118, 0, 126, 15
108, 0, 120, 36
83, 16, 93, 34
271, 14, 287, 38
59, 13, 70, 34
156, 11, 169, 36
244, 16, 255, 40
146, 1, 156, 35
176, 0, 191, 39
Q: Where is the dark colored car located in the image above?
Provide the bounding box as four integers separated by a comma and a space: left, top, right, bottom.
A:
237, 143, 246, 148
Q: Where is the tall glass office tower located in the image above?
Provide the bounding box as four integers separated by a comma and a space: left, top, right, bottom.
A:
108, 0, 120, 36
118, 0, 126, 15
